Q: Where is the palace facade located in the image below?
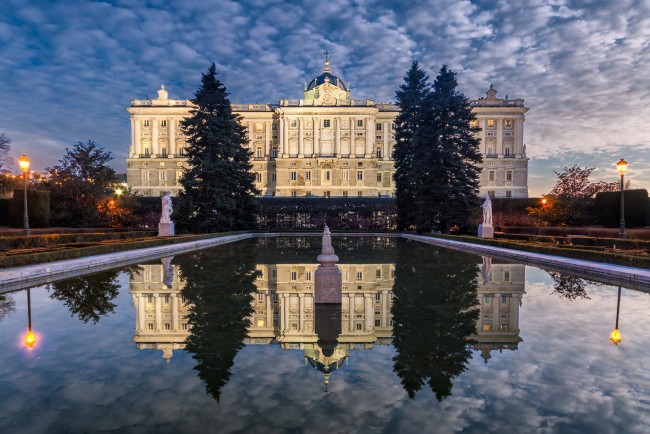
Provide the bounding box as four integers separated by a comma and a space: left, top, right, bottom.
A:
126, 59, 529, 198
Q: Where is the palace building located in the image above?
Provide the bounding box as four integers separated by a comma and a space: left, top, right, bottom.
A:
126, 58, 529, 198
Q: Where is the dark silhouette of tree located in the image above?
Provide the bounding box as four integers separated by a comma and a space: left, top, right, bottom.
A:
393, 63, 481, 232
392, 240, 479, 400
546, 271, 593, 300
178, 242, 259, 402
49, 269, 121, 323
175, 63, 259, 233
0, 293, 15, 322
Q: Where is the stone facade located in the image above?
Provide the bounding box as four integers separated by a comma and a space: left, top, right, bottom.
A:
126, 60, 529, 198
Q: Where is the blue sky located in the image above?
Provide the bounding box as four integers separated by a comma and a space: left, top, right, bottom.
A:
1, 0, 649, 196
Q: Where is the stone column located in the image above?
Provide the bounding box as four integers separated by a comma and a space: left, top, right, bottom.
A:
168, 118, 176, 156
364, 294, 373, 330
497, 118, 503, 157
298, 118, 304, 158
154, 294, 162, 331
171, 293, 179, 331
152, 118, 159, 156
480, 119, 487, 154
335, 117, 340, 157
515, 118, 524, 156
137, 294, 145, 332
348, 294, 354, 332
130, 117, 136, 157
382, 290, 387, 327
134, 118, 142, 156
265, 122, 271, 157
266, 292, 273, 329
299, 293, 304, 331
313, 117, 319, 156
365, 117, 373, 158
383, 121, 390, 161
279, 117, 285, 157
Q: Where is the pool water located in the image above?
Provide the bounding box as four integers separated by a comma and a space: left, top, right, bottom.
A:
0, 237, 648, 433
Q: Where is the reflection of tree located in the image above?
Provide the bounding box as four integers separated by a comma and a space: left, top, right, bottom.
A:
546, 271, 591, 300
177, 243, 259, 403
0, 293, 15, 322
49, 270, 122, 323
392, 240, 479, 401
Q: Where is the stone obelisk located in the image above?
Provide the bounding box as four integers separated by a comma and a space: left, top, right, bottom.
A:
314, 225, 342, 304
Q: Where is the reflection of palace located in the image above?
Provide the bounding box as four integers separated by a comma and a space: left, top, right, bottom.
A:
129, 260, 525, 365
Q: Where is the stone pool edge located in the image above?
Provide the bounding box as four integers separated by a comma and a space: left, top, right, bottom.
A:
0, 233, 253, 292
403, 234, 650, 289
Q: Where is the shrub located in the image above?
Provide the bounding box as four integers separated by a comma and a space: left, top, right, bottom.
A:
8, 189, 50, 228
594, 189, 648, 228
0, 197, 9, 225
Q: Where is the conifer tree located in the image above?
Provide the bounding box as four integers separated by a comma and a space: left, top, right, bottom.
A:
175, 63, 259, 233
394, 63, 482, 232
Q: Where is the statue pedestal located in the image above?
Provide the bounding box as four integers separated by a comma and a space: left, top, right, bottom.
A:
158, 222, 175, 237
478, 224, 493, 239
314, 265, 342, 304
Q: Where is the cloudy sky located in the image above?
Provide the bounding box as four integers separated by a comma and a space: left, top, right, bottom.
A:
1, 0, 649, 196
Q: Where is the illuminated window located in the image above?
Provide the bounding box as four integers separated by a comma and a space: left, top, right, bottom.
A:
505, 119, 512, 128
470, 120, 477, 127
487, 119, 495, 128
257, 319, 264, 327
483, 322, 491, 331
256, 122, 263, 132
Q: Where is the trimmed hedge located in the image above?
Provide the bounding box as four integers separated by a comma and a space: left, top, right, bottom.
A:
427, 233, 650, 269
0, 197, 9, 225
0, 231, 247, 269
0, 231, 156, 252
495, 232, 650, 251
8, 189, 51, 228
256, 197, 397, 230
594, 189, 648, 228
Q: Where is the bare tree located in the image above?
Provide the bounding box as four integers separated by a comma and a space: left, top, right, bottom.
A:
0, 134, 11, 170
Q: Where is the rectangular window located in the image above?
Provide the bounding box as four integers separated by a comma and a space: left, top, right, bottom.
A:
143, 120, 150, 127
272, 123, 277, 130
357, 191, 362, 197
147, 323, 154, 330
256, 173, 262, 182
161, 120, 167, 127
488, 190, 495, 198
376, 123, 382, 131
376, 148, 382, 158
506, 171, 512, 181
323, 119, 331, 128
489, 171, 495, 181
357, 170, 363, 181
182, 323, 188, 330
305, 171, 311, 181
142, 170, 150, 181
375, 319, 381, 327
179, 147, 185, 156
291, 271, 297, 281
483, 323, 491, 331
487, 119, 495, 128
376, 269, 382, 279
391, 123, 396, 130
356, 271, 363, 281
176, 170, 182, 181
256, 148, 262, 158
306, 271, 312, 281
324, 191, 330, 198
505, 119, 512, 128
470, 120, 477, 127
356, 323, 363, 331
256, 122, 263, 132
506, 190, 512, 198
290, 120, 297, 128
271, 173, 276, 182
342, 170, 349, 181
290, 171, 297, 181
342, 191, 348, 197
159, 171, 166, 181
306, 191, 311, 197
272, 148, 278, 158
357, 119, 363, 128
377, 173, 382, 183
291, 191, 297, 197
161, 148, 167, 157
504, 271, 511, 281
325, 171, 331, 181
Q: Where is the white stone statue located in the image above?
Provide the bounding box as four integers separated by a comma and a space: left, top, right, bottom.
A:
161, 256, 174, 289
160, 191, 173, 223
481, 256, 492, 284
481, 195, 493, 227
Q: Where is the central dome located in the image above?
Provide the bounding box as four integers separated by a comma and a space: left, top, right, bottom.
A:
307, 72, 347, 91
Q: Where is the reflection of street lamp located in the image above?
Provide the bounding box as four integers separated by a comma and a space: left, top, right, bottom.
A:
18, 155, 30, 236
617, 158, 627, 239
610, 286, 622, 345
115, 188, 123, 196
541, 198, 547, 206
24, 288, 37, 349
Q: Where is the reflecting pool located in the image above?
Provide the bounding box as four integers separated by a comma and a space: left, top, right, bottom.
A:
1, 237, 649, 433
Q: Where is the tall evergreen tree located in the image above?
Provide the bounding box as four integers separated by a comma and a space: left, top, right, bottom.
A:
393, 62, 432, 230
175, 63, 259, 233
393, 63, 482, 232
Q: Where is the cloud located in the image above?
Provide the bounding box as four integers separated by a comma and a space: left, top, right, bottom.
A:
0, 0, 648, 195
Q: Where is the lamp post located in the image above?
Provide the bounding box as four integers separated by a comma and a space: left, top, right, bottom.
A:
18, 155, 30, 236
617, 158, 627, 239
610, 286, 622, 345
24, 288, 37, 349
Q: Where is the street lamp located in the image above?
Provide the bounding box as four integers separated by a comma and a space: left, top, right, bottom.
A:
617, 158, 627, 239
24, 288, 37, 349
18, 155, 30, 236
610, 286, 622, 345
115, 188, 123, 196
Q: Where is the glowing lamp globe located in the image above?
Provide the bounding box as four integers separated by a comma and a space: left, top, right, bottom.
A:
617, 158, 627, 175
115, 188, 123, 196
542, 198, 547, 205
18, 155, 30, 172
25, 330, 36, 349
610, 328, 621, 345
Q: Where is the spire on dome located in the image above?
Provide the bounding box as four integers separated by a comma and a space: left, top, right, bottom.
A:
323, 49, 331, 73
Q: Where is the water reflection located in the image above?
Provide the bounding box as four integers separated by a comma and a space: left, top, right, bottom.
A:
49, 269, 123, 324
0, 293, 15, 322
128, 245, 525, 401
